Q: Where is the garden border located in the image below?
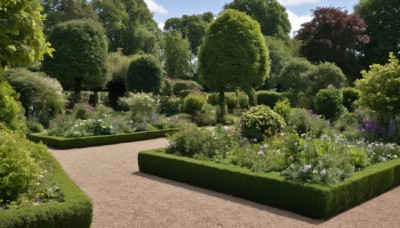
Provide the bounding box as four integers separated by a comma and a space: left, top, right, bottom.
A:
0, 155, 92, 228
138, 149, 400, 219
28, 128, 178, 149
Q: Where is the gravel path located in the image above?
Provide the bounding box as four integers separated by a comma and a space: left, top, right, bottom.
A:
51, 139, 400, 228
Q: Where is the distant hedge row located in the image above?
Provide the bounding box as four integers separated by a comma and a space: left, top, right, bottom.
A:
28, 129, 178, 149
0, 153, 92, 228
138, 149, 400, 219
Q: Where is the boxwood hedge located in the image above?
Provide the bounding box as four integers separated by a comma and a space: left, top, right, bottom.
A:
0, 153, 92, 228
28, 128, 178, 149
138, 149, 400, 219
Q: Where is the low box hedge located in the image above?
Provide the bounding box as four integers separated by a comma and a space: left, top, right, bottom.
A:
138, 149, 400, 219
0, 154, 92, 228
28, 128, 178, 149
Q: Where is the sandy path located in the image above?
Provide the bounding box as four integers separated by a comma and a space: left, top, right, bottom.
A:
51, 139, 400, 228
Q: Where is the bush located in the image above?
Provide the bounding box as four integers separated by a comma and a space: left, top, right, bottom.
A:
6, 68, 65, 127
126, 54, 163, 94
72, 103, 95, 120
172, 80, 203, 97
240, 105, 286, 141
183, 93, 207, 114
28, 121, 44, 133
159, 96, 182, 116
342, 87, 361, 112
207, 93, 218, 106
225, 92, 239, 109
0, 80, 26, 132
119, 93, 159, 123
314, 87, 344, 121
237, 91, 250, 109
273, 99, 292, 121
288, 108, 333, 137
304, 62, 347, 96
277, 58, 314, 92
256, 90, 284, 108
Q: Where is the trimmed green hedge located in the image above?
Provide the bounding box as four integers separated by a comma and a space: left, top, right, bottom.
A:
0, 153, 92, 228
28, 129, 178, 149
138, 149, 400, 219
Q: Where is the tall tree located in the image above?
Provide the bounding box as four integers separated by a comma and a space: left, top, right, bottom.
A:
355, 0, 400, 67
93, 0, 161, 55
199, 9, 269, 120
164, 12, 213, 56
164, 30, 192, 79
41, 0, 99, 32
224, 0, 291, 40
43, 20, 108, 104
296, 7, 369, 82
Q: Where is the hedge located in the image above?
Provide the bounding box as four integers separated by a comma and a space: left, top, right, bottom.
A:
256, 90, 286, 107
138, 149, 400, 219
0, 153, 92, 228
28, 129, 178, 149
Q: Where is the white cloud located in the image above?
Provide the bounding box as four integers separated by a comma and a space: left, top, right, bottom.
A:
287, 10, 312, 36
144, 0, 168, 15
278, 0, 319, 6
158, 22, 165, 30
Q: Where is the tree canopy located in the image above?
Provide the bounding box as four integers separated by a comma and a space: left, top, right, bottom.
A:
296, 7, 369, 82
43, 19, 108, 104
126, 55, 163, 94
164, 30, 192, 79
355, 0, 400, 67
199, 9, 269, 119
224, 0, 291, 40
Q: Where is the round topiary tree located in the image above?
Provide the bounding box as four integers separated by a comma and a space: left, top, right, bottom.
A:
126, 54, 163, 94
43, 19, 108, 105
240, 105, 286, 141
314, 87, 344, 121
198, 9, 270, 121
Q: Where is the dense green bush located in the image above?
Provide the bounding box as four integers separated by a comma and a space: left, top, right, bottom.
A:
119, 93, 159, 123
277, 58, 314, 92
27, 121, 44, 133
225, 92, 239, 109
72, 103, 95, 120
183, 93, 207, 114
159, 96, 182, 116
172, 80, 203, 97
0, 80, 26, 132
256, 90, 284, 107
288, 108, 333, 136
314, 87, 344, 121
126, 54, 163, 94
240, 105, 286, 141
341, 87, 361, 112
304, 62, 347, 96
273, 99, 292, 121
237, 91, 250, 109
6, 68, 65, 127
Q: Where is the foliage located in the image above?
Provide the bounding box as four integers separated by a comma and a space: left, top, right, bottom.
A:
6, 68, 65, 126
256, 90, 284, 108
288, 109, 333, 137
27, 121, 44, 133
240, 105, 286, 141
183, 93, 207, 115
171, 79, 203, 97
92, 0, 161, 55
314, 87, 344, 121
273, 99, 292, 121
164, 30, 192, 78
355, 0, 400, 67
0, 0, 53, 72
43, 19, 108, 104
199, 9, 269, 119
224, 0, 291, 40
159, 96, 182, 116
164, 12, 213, 56
277, 58, 314, 93
126, 54, 163, 94
121, 93, 159, 124
0, 80, 26, 132
296, 7, 369, 81
341, 87, 361, 112
72, 103, 95, 120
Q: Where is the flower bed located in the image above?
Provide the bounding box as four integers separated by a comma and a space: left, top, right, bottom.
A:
28, 128, 178, 149
138, 148, 400, 219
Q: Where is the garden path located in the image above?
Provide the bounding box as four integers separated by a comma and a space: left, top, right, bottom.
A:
51, 139, 400, 228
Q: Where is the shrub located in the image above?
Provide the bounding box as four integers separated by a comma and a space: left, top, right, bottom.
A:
183, 93, 207, 115
288, 108, 333, 137
237, 91, 250, 109
341, 87, 361, 112
159, 96, 182, 116
207, 93, 218, 106
192, 104, 217, 126
172, 80, 203, 97
225, 92, 239, 109
0, 132, 42, 202
0, 80, 26, 132
273, 99, 292, 121
161, 79, 174, 96
304, 62, 347, 96
28, 121, 44, 133
256, 90, 283, 107
240, 105, 286, 141
72, 103, 95, 120
120, 93, 159, 124
277, 58, 314, 92
126, 54, 163, 94
314, 87, 344, 121
6, 68, 65, 127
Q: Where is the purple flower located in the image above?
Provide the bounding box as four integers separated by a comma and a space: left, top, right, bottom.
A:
257, 150, 264, 155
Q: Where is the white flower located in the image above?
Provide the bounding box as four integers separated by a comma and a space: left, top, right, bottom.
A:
320, 169, 327, 175
393, 155, 398, 159
312, 169, 318, 174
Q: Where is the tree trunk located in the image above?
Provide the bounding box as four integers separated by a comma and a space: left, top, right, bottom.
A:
245, 87, 257, 106
217, 88, 226, 122
73, 78, 82, 106
388, 114, 396, 137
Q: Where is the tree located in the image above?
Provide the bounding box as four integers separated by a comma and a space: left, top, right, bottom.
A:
355, 0, 400, 67
224, 0, 291, 40
41, 0, 99, 32
43, 20, 108, 105
126, 55, 163, 94
164, 31, 192, 79
92, 0, 161, 55
296, 7, 369, 82
164, 12, 213, 56
198, 9, 269, 120
355, 53, 400, 136
277, 58, 314, 93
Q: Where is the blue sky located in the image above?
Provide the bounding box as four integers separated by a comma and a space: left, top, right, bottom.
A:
144, 0, 360, 35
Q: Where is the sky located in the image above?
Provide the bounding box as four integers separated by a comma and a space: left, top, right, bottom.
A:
144, 0, 360, 36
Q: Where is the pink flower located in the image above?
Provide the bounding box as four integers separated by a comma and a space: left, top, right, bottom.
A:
258, 150, 264, 155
